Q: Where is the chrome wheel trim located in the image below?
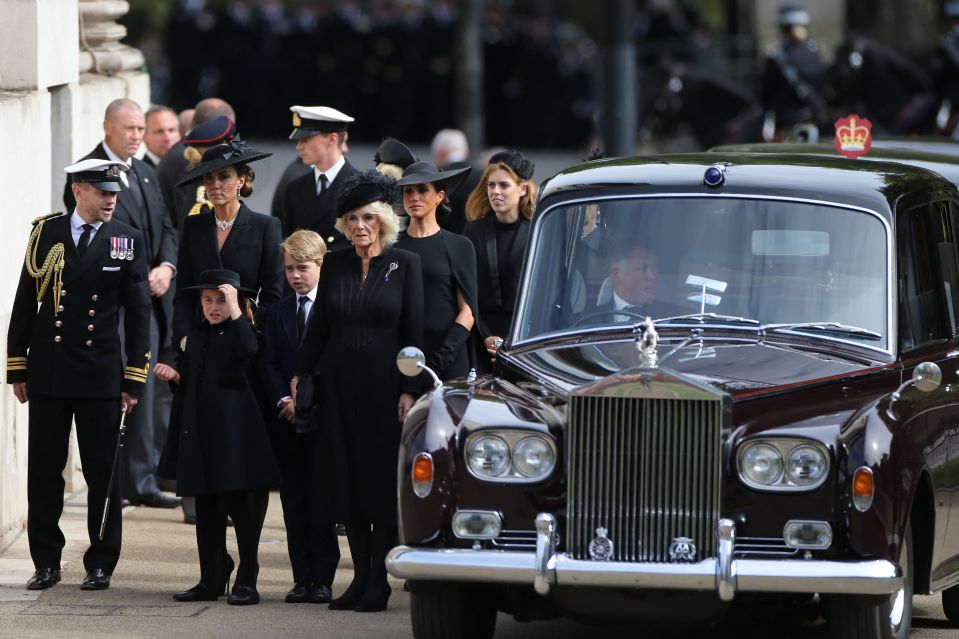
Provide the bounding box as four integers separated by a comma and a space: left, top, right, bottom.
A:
888, 531, 909, 634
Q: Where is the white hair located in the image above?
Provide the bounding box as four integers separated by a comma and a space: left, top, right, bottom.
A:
430, 128, 469, 164
335, 200, 401, 247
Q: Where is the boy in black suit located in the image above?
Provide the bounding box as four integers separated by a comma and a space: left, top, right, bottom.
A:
259, 230, 340, 604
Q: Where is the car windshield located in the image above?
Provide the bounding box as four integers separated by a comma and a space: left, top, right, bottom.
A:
515, 197, 889, 350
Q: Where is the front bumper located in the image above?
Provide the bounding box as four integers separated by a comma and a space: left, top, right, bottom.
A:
387, 515, 902, 602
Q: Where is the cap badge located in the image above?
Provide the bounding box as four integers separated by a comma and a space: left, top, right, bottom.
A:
834, 114, 872, 159
292, 112, 302, 127
105, 165, 123, 179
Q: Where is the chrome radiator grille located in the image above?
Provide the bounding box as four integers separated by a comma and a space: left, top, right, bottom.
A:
567, 395, 723, 562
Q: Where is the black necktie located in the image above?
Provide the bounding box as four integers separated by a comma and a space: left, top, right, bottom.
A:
317, 173, 328, 197
126, 164, 145, 211
297, 296, 308, 340
77, 224, 93, 256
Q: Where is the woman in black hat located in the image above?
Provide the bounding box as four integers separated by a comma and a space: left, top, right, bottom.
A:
291, 170, 423, 612
394, 162, 478, 381
172, 139, 283, 345
156, 269, 281, 605
464, 150, 537, 364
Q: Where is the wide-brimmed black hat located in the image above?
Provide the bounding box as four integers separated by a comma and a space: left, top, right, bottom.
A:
395, 161, 471, 195
488, 149, 535, 180
183, 268, 256, 295
374, 138, 417, 169
335, 170, 398, 218
177, 140, 272, 187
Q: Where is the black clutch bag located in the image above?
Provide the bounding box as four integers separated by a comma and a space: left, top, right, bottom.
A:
293, 373, 320, 434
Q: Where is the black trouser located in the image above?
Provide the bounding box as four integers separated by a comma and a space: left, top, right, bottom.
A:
194, 490, 269, 590
27, 394, 122, 573
272, 428, 340, 586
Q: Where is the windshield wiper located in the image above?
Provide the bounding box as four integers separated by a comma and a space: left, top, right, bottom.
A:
762, 322, 882, 341
655, 312, 761, 326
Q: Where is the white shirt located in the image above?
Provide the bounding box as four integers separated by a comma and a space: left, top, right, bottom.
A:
313, 156, 346, 193
70, 210, 103, 247
101, 141, 131, 166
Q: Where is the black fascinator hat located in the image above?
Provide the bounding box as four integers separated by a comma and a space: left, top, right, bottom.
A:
488, 149, 535, 180
335, 169, 399, 218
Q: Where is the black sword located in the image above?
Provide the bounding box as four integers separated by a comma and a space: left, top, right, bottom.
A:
98, 410, 128, 541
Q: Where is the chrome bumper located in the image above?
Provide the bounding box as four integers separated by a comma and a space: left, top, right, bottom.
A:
386, 515, 902, 602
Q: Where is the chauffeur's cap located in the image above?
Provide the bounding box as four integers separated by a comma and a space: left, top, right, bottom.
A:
65, 159, 128, 192
289, 105, 354, 140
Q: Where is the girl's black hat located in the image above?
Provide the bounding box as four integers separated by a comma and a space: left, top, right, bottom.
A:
183, 268, 256, 295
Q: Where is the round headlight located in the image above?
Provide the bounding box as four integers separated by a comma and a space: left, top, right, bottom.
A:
512, 436, 556, 479
740, 443, 784, 486
467, 435, 510, 478
786, 444, 828, 486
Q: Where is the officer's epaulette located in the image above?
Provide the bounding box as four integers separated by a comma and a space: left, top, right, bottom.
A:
31, 211, 65, 226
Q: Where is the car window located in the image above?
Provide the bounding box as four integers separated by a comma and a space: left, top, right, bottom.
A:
897, 200, 959, 351
515, 197, 889, 349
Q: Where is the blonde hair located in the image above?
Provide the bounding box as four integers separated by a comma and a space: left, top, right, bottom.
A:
334, 201, 401, 247
280, 230, 327, 265
375, 162, 404, 179
465, 162, 537, 222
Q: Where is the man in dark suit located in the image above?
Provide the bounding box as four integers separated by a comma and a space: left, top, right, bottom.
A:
8, 159, 152, 591
259, 230, 339, 605
590, 242, 683, 322
142, 105, 181, 169
281, 105, 360, 250
430, 128, 481, 234
63, 99, 180, 511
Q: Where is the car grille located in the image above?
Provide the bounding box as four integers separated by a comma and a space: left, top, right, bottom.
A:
490, 529, 538, 550
733, 536, 800, 559
567, 395, 723, 562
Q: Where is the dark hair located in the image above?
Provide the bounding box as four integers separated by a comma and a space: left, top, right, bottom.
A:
238, 164, 255, 197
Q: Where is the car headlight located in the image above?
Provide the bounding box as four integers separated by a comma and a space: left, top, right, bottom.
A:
513, 436, 556, 478
466, 435, 510, 478
465, 430, 557, 483
738, 439, 830, 492
786, 445, 828, 487
740, 443, 783, 487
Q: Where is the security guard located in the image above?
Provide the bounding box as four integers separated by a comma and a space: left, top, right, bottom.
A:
280, 105, 359, 249
7, 159, 151, 592
760, 3, 826, 139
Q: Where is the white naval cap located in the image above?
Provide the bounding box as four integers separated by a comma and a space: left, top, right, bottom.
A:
65, 159, 128, 192
289, 105, 354, 140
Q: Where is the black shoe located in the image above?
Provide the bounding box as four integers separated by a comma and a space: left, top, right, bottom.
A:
285, 581, 311, 603
308, 583, 332, 604
120, 499, 131, 508
227, 585, 260, 605
173, 583, 220, 602
80, 568, 111, 590
335, 523, 347, 536
329, 575, 369, 610
26, 568, 61, 590
183, 514, 197, 525
354, 583, 392, 613
129, 493, 181, 508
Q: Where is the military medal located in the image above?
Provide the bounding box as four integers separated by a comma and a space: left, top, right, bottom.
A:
126, 237, 135, 261
110, 236, 119, 259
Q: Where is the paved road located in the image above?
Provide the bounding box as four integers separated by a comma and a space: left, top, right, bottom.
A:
0, 493, 953, 638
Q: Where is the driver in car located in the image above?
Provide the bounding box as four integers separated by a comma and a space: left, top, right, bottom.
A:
592, 242, 683, 322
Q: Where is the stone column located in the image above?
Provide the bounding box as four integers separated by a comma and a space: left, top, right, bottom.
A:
77, 0, 144, 74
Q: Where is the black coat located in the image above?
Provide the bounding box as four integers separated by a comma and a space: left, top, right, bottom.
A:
463, 215, 530, 340
260, 293, 312, 432
64, 143, 179, 355
281, 159, 360, 250
158, 318, 281, 495
173, 203, 284, 343
6, 214, 152, 398
293, 246, 423, 523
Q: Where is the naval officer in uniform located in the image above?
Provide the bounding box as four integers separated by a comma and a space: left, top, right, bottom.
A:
280, 106, 359, 250
7, 159, 152, 591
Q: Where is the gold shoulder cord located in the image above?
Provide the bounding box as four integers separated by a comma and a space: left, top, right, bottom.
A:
24, 212, 66, 312
188, 185, 213, 216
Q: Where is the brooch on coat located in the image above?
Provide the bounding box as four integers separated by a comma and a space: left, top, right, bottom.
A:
384, 262, 398, 282
110, 236, 135, 261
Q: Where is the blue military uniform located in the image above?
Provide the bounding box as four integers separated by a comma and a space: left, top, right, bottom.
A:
6, 160, 151, 590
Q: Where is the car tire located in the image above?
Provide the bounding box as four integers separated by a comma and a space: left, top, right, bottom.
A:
828, 520, 913, 639
410, 583, 497, 639
942, 583, 959, 625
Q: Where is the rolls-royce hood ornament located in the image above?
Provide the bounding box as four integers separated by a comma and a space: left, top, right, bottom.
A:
635, 317, 659, 368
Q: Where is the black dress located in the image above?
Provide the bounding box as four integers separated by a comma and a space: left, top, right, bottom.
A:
159, 318, 281, 495
293, 246, 423, 524
463, 215, 530, 341
394, 229, 478, 379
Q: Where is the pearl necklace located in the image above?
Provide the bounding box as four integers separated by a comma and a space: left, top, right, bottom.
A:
214, 215, 236, 231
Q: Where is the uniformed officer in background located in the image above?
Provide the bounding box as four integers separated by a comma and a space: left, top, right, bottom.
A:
760, 2, 826, 140
7, 159, 152, 592
280, 106, 359, 250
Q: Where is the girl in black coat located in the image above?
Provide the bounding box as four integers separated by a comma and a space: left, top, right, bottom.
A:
463, 150, 537, 367
157, 269, 281, 606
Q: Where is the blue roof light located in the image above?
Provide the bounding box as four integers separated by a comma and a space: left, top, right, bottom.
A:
703, 165, 726, 188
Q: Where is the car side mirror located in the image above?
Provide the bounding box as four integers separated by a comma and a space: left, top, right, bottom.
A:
397, 346, 441, 389
891, 361, 942, 403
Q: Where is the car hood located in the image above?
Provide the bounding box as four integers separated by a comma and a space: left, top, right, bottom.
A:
505, 340, 876, 400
